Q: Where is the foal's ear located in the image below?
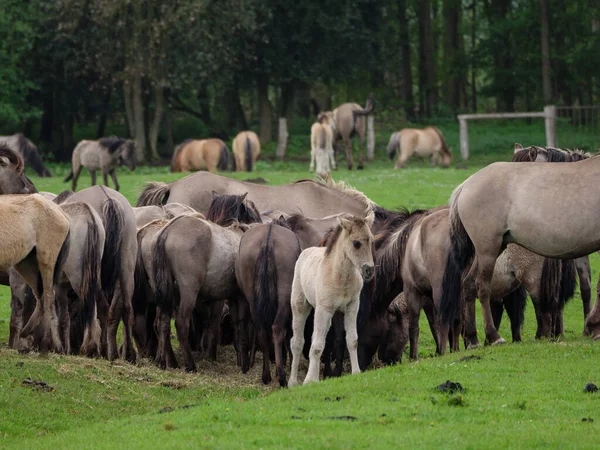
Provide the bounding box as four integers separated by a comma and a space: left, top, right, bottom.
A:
337, 215, 353, 231
364, 211, 375, 228
0, 156, 9, 167
514, 143, 524, 153
239, 192, 248, 202
211, 190, 219, 199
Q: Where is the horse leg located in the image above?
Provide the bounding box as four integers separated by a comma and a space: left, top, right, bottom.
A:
273, 301, 290, 387
175, 287, 199, 373
332, 313, 346, 377
304, 305, 334, 384
491, 299, 504, 332
423, 300, 443, 354
395, 150, 412, 169
55, 284, 72, 355
9, 284, 24, 349
119, 271, 137, 363
476, 253, 505, 345
206, 300, 222, 361
90, 169, 97, 187
110, 170, 120, 192
503, 294, 523, 343
258, 327, 272, 385
106, 283, 123, 361
289, 294, 311, 387
103, 171, 110, 188
357, 130, 365, 170
329, 145, 337, 170
309, 148, 315, 172
584, 279, 600, 340
97, 290, 109, 358
343, 136, 354, 170
575, 256, 592, 334
405, 287, 422, 360
431, 153, 439, 168
343, 298, 361, 375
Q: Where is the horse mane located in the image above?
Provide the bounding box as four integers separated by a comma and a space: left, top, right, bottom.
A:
205, 193, 263, 226
98, 136, 127, 153
315, 174, 376, 216
171, 139, 192, 172
512, 145, 592, 163
429, 126, 451, 156
0, 143, 24, 174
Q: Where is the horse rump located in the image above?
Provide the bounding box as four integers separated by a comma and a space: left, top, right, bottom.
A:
244, 136, 253, 172
100, 198, 125, 301
170, 139, 191, 172
253, 224, 278, 331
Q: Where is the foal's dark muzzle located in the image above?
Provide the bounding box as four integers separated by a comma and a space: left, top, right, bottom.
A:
361, 264, 375, 281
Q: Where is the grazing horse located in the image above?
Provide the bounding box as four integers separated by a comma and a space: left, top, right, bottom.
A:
170, 138, 229, 173
61, 186, 138, 362
0, 133, 52, 177
309, 118, 335, 176
387, 126, 451, 169
137, 172, 375, 219
232, 131, 260, 172
0, 144, 35, 195
2, 194, 70, 353
289, 213, 375, 386
319, 95, 375, 170
151, 193, 262, 372
10, 197, 106, 356
65, 137, 136, 191
440, 153, 600, 345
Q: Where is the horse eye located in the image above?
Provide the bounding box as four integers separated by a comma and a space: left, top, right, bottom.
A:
353, 240, 361, 249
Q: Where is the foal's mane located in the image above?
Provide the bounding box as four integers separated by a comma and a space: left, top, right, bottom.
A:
206, 193, 263, 226
0, 143, 24, 174
99, 136, 127, 153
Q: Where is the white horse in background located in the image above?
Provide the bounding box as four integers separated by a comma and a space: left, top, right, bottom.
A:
288, 213, 375, 386
387, 126, 452, 169
309, 115, 336, 176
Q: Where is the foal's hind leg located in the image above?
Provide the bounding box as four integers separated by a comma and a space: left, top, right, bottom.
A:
476, 252, 506, 345
110, 170, 120, 192
289, 294, 312, 387
304, 305, 334, 384
273, 298, 291, 387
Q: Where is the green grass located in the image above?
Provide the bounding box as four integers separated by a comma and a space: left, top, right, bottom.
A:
3, 135, 600, 448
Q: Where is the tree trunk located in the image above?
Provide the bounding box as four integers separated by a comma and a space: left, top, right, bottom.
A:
491, 0, 514, 111
295, 82, 312, 119
471, 0, 477, 112
258, 74, 272, 143
276, 118, 288, 160
419, 0, 437, 117
132, 70, 147, 162
443, 0, 461, 111
197, 83, 212, 126
280, 81, 296, 122
367, 116, 375, 160
399, 0, 415, 121
40, 85, 55, 144
164, 102, 174, 155
96, 86, 112, 138
540, 0, 553, 104
123, 82, 135, 138
149, 85, 164, 160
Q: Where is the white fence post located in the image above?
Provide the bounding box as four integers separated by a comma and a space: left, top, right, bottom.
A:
458, 116, 469, 160
367, 116, 375, 160
276, 118, 288, 160
544, 105, 557, 147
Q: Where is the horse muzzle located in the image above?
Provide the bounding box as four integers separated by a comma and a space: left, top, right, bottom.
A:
361, 264, 375, 281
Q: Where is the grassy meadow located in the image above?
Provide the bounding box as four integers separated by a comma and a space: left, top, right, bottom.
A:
2, 120, 600, 449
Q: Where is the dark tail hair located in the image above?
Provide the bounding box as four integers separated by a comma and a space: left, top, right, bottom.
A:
440, 187, 475, 326
539, 258, 562, 314
136, 182, 170, 207
79, 209, 102, 337
170, 140, 191, 172
218, 145, 229, 171
244, 136, 253, 172
64, 169, 74, 182
558, 259, 577, 308
53, 232, 71, 285
152, 224, 177, 316
387, 132, 400, 160
253, 224, 278, 330
101, 198, 125, 300
503, 285, 527, 330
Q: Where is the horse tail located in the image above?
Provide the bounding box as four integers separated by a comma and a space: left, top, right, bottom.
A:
558, 259, 577, 308
503, 285, 528, 332
79, 207, 103, 354
254, 224, 279, 331
244, 135, 253, 172
170, 139, 190, 172
539, 258, 562, 313
64, 169, 74, 182
53, 231, 71, 286
132, 229, 149, 332
152, 225, 176, 317
136, 181, 170, 207
100, 197, 125, 300
218, 144, 229, 171
387, 132, 400, 160
352, 94, 375, 126
430, 126, 451, 156
440, 183, 475, 326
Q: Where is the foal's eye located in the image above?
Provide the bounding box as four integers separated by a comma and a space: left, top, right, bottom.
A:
353, 240, 361, 249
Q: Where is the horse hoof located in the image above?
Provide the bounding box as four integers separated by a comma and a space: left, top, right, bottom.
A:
592, 334, 600, 341
491, 338, 506, 346
466, 343, 481, 350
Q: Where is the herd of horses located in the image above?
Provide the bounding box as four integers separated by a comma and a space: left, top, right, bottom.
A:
2, 135, 600, 388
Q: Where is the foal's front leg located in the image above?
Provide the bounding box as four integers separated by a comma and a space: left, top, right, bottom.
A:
305, 305, 334, 384
343, 298, 361, 375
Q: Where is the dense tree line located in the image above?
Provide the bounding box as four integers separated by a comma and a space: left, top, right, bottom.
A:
1, 0, 599, 161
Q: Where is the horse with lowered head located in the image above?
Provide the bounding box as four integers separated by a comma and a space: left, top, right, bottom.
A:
387, 126, 451, 169
289, 213, 375, 386
65, 136, 136, 191
232, 131, 260, 172
0, 133, 52, 177
171, 138, 229, 173
0, 144, 36, 194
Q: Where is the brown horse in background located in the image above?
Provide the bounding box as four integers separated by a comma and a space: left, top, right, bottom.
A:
171, 139, 229, 173
320, 95, 374, 170
232, 131, 260, 172
387, 126, 451, 169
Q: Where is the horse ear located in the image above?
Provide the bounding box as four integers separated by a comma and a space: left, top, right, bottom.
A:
279, 215, 286, 222
0, 156, 9, 167
364, 211, 375, 228
337, 215, 352, 231
528, 147, 538, 160
240, 192, 248, 202
211, 190, 219, 199
514, 143, 524, 153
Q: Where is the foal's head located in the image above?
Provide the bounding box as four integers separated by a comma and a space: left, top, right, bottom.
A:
328, 213, 375, 281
